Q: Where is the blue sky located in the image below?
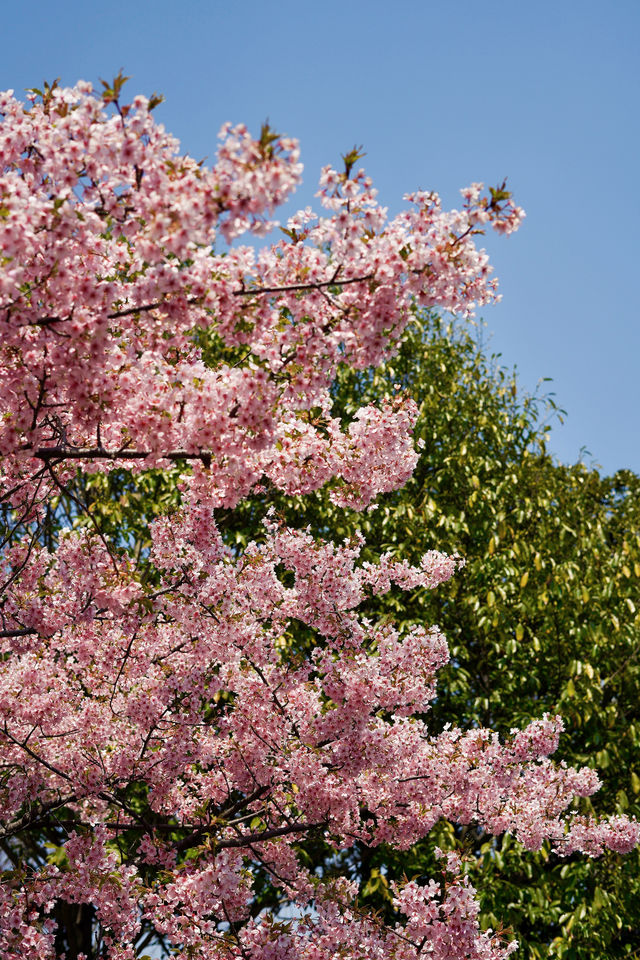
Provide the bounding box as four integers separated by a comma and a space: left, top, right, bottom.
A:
3, 0, 638, 474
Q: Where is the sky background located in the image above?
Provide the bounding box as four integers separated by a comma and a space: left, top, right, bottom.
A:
2, 0, 638, 475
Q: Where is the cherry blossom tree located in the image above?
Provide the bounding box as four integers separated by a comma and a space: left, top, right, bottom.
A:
0, 76, 636, 959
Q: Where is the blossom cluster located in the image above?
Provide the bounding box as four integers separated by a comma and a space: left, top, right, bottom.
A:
0, 80, 635, 960
2, 514, 637, 957
1, 81, 522, 518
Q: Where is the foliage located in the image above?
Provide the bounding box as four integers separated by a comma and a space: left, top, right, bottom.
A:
0, 77, 636, 960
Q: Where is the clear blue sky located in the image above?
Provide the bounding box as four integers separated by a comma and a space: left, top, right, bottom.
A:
3, 0, 638, 474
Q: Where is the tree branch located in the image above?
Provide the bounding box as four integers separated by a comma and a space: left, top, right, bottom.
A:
32, 447, 210, 463
233, 273, 373, 297
216, 820, 326, 851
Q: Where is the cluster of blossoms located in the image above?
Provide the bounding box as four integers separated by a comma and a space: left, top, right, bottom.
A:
1, 80, 522, 515
0, 80, 636, 960
3, 516, 635, 958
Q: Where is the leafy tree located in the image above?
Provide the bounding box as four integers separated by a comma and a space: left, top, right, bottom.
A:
0, 78, 636, 960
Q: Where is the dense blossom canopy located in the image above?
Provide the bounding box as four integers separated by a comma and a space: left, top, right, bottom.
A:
0, 79, 636, 959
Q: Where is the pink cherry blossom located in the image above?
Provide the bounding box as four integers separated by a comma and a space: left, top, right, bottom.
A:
0, 80, 632, 960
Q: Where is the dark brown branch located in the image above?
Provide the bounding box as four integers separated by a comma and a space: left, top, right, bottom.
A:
0, 793, 77, 841
107, 299, 191, 320
175, 818, 325, 853
37, 814, 325, 855
0, 523, 43, 598
45, 463, 120, 575
0, 463, 50, 506
28, 269, 375, 332
32, 447, 210, 463
1, 726, 74, 783
216, 784, 270, 821
233, 273, 373, 297
217, 820, 326, 849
